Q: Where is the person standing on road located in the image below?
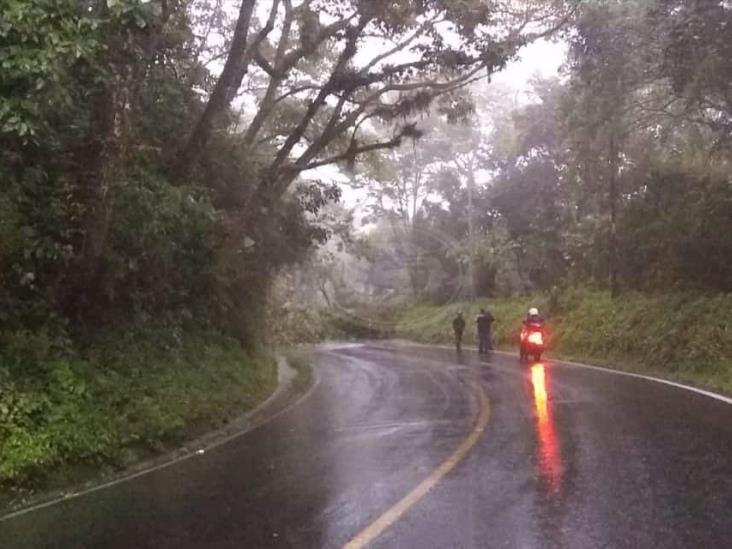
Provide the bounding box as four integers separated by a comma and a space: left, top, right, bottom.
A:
452, 312, 466, 352
476, 307, 495, 353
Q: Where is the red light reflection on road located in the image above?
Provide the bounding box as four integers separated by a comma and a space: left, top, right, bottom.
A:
531, 363, 562, 494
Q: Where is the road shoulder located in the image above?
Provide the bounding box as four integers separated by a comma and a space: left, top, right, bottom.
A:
0, 353, 317, 521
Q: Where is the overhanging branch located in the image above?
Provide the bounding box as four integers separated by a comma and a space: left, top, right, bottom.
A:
301, 133, 405, 171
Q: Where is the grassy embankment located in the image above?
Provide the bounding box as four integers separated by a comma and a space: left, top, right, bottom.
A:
396, 289, 732, 395
0, 326, 279, 505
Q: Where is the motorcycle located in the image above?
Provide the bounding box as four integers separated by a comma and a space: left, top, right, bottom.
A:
519, 322, 545, 362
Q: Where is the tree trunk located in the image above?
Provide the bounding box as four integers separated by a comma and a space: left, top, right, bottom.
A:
179, 0, 257, 172
318, 283, 332, 307
64, 51, 132, 323
466, 161, 476, 302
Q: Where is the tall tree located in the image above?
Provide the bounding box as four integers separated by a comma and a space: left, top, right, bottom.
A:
181, 0, 576, 208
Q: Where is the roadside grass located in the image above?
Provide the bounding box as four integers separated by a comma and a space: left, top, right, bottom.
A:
0, 326, 277, 506
394, 289, 732, 395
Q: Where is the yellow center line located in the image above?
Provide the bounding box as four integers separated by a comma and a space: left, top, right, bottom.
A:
344, 381, 491, 549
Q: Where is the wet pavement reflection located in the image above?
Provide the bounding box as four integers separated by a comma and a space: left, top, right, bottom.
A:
530, 363, 562, 495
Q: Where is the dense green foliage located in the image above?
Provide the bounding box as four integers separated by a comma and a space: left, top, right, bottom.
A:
395, 290, 732, 394
331, 0, 731, 302
0, 326, 275, 491
0, 0, 336, 339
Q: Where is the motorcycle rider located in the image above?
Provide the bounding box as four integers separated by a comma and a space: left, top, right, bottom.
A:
520, 307, 545, 361
523, 307, 544, 326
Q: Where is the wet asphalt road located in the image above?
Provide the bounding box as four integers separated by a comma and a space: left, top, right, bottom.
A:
1, 341, 731, 548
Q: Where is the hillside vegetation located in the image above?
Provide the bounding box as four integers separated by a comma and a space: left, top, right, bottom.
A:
0, 327, 275, 500
396, 290, 732, 394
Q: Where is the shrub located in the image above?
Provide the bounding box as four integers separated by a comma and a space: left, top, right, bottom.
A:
0, 326, 276, 490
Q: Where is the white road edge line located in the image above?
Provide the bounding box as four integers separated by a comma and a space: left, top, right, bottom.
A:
547, 356, 732, 405
0, 364, 321, 523
395, 340, 732, 406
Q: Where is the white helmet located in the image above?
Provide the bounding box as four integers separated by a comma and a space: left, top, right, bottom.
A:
528, 307, 539, 316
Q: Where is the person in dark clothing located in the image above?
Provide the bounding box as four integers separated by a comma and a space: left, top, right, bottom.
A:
476, 307, 495, 353
452, 312, 466, 351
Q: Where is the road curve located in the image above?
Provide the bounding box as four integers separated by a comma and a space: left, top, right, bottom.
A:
1, 342, 731, 548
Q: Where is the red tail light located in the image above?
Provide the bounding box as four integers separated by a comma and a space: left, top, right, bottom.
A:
528, 331, 544, 346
